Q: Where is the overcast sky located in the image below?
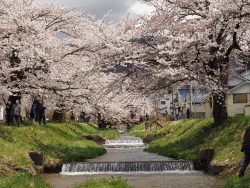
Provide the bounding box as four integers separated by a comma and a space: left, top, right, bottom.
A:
34, 0, 154, 21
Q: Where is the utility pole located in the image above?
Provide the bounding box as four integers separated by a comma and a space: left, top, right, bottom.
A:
172, 85, 177, 120
190, 83, 193, 118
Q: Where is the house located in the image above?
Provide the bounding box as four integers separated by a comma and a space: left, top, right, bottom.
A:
158, 85, 213, 119
177, 88, 212, 119
160, 69, 250, 119
158, 94, 172, 115
227, 73, 250, 116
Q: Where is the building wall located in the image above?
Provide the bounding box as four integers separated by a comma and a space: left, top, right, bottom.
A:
227, 94, 250, 116
0, 97, 6, 121
0, 105, 3, 121
180, 102, 212, 119
245, 106, 250, 116
158, 96, 172, 115
227, 83, 250, 117
192, 102, 212, 118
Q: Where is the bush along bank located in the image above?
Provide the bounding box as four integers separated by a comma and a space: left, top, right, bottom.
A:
0, 123, 119, 176
129, 117, 250, 185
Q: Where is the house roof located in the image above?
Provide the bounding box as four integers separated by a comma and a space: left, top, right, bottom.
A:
230, 74, 248, 81
228, 74, 249, 87
178, 88, 209, 104
227, 81, 250, 93
240, 69, 250, 76
241, 71, 250, 80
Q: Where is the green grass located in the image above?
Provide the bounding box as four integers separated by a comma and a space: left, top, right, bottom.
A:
0, 173, 52, 188
0, 174, 132, 188
130, 116, 250, 163
0, 123, 119, 175
223, 175, 250, 188
130, 116, 250, 186
72, 177, 131, 188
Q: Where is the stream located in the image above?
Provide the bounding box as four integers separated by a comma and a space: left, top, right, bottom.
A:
43, 134, 222, 188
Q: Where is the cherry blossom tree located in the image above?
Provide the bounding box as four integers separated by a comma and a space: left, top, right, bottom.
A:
0, 0, 153, 122
101, 0, 250, 126
0, 1, 93, 101
0, 0, 101, 96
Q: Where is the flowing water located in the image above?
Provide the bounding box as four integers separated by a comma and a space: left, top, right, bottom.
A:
62, 161, 194, 175
44, 134, 222, 188
104, 134, 145, 148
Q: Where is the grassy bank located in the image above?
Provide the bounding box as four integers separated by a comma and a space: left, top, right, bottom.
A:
0, 173, 52, 188
0, 174, 131, 188
130, 116, 250, 164
130, 116, 250, 187
130, 116, 250, 174
223, 175, 250, 188
0, 123, 119, 176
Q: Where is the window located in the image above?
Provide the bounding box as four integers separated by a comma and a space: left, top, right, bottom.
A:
160, 101, 166, 105
233, 94, 248, 103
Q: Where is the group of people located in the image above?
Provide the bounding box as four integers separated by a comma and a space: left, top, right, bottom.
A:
68, 111, 90, 123
30, 102, 47, 125
5, 100, 21, 126
5, 100, 46, 126
164, 107, 191, 121
96, 112, 116, 129
79, 111, 90, 123
97, 112, 106, 128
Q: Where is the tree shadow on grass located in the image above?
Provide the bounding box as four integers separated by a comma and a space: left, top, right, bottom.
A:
176, 119, 204, 137
0, 127, 13, 142
31, 138, 105, 162
147, 123, 215, 160
73, 123, 97, 134
43, 126, 77, 140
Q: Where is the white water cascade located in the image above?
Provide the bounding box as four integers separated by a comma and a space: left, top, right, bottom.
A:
104, 139, 144, 148
62, 161, 194, 175
104, 134, 145, 148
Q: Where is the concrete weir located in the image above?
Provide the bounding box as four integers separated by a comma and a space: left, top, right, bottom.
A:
62, 161, 194, 175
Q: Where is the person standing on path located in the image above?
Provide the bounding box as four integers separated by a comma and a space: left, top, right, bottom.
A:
5, 101, 14, 126
38, 103, 46, 125
13, 100, 21, 127
30, 105, 36, 124
239, 125, 250, 177
186, 107, 190, 119
80, 111, 86, 122
70, 110, 75, 122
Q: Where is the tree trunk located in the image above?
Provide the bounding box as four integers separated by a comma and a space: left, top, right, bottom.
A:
212, 92, 228, 126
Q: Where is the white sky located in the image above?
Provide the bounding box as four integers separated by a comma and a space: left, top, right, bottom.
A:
34, 0, 155, 20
